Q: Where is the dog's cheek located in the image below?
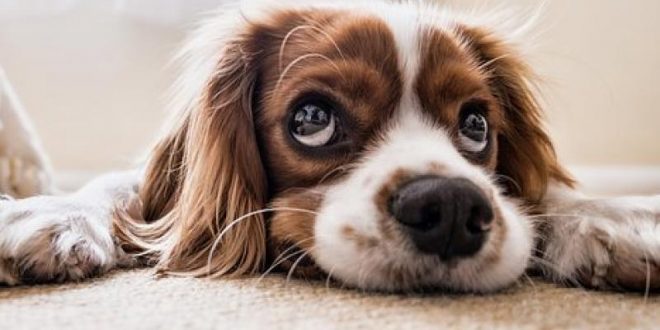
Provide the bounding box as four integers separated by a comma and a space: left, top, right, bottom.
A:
267, 189, 327, 279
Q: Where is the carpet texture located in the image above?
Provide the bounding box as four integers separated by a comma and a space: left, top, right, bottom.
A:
1, 269, 658, 330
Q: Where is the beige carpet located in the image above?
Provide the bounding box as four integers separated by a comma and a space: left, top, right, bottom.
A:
1, 269, 658, 330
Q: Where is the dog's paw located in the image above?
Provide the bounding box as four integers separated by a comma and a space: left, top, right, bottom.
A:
0, 196, 128, 285
541, 196, 660, 291
571, 222, 659, 291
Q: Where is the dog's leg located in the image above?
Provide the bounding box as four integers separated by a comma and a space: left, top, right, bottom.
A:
538, 184, 660, 291
0, 171, 139, 285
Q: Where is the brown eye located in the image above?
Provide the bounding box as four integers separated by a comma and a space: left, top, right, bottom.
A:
459, 101, 489, 153
290, 101, 337, 147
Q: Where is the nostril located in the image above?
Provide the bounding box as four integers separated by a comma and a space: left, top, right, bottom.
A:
465, 205, 494, 234
389, 193, 439, 231
388, 177, 447, 231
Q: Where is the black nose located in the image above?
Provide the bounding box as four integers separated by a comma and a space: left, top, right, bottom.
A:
388, 176, 494, 260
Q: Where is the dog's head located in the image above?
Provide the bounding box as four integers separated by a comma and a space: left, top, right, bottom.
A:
120, 1, 573, 292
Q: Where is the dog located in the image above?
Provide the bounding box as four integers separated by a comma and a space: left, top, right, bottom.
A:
0, 0, 658, 292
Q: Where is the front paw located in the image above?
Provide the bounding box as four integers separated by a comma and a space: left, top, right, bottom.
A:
541, 196, 660, 291
0, 196, 125, 285
572, 225, 659, 291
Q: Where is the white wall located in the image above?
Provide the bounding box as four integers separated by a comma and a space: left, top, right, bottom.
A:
0, 1, 185, 172
0, 0, 659, 174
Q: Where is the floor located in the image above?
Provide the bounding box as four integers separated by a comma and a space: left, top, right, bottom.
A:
1, 269, 658, 330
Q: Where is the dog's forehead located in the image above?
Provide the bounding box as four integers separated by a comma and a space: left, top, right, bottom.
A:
262, 7, 478, 106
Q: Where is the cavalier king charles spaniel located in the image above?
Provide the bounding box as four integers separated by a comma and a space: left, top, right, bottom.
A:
1, 0, 659, 293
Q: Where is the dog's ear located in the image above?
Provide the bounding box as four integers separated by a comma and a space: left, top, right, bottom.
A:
458, 27, 574, 204
115, 19, 269, 277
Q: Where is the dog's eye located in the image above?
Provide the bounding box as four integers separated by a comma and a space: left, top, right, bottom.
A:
290, 102, 337, 147
458, 101, 489, 153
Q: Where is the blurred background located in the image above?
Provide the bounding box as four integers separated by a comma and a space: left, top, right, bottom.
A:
0, 0, 659, 192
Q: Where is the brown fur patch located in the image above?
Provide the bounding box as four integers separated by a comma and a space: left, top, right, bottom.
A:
455, 25, 575, 205
416, 28, 504, 170
374, 169, 415, 242
341, 226, 378, 249
254, 11, 402, 191
268, 187, 327, 279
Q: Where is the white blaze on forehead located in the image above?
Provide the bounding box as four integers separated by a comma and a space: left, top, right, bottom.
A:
374, 7, 421, 94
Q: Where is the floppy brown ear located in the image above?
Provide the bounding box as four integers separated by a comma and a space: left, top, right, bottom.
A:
115, 22, 268, 277
458, 27, 574, 204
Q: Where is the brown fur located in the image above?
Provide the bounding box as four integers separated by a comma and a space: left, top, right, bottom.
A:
267, 188, 327, 278
416, 28, 504, 169
115, 21, 270, 277
456, 26, 575, 205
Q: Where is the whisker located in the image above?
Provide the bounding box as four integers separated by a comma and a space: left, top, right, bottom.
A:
529, 255, 559, 272
275, 53, 344, 93
279, 25, 312, 73
285, 247, 317, 284
278, 24, 346, 73
477, 53, 512, 74
492, 173, 522, 195
529, 255, 585, 290
355, 257, 371, 294
206, 207, 319, 275
522, 273, 537, 293
325, 266, 337, 291
257, 248, 307, 284
257, 237, 316, 284
272, 237, 316, 267
318, 164, 354, 184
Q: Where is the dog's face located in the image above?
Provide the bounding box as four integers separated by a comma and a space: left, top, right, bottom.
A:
258, 7, 538, 292
131, 1, 572, 293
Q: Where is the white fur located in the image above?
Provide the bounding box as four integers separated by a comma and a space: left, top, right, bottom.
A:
0, 171, 138, 285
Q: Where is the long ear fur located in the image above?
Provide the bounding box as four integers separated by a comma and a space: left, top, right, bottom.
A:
458, 27, 575, 204
115, 14, 268, 277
